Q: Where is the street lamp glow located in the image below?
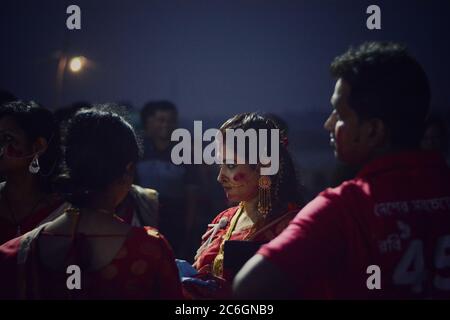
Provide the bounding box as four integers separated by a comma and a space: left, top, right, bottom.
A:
69, 56, 84, 73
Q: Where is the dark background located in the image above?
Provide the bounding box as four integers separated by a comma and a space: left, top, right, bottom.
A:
1, 0, 449, 190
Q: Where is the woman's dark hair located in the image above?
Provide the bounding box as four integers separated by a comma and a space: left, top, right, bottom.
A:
220, 112, 303, 220
0, 101, 62, 191
57, 105, 142, 207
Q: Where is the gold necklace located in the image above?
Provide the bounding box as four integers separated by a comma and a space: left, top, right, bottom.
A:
212, 203, 245, 277
238, 201, 267, 238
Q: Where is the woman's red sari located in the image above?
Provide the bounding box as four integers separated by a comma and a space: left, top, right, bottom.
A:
0, 225, 183, 300
185, 204, 298, 298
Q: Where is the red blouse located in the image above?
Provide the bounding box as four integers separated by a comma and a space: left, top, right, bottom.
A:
182, 205, 298, 299
194, 205, 298, 279
0, 226, 183, 300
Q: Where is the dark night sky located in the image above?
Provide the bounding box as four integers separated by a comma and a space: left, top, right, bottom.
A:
1, 0, 449, 120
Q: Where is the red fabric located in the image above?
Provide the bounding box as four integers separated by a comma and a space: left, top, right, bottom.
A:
188, 205, 296, 299
259, 151, 450, 299
194, 206, 243, 275
0, 200, 64, 245
0, 236, 21, 299
195, 206, 297, 278
0, 226, 183, 300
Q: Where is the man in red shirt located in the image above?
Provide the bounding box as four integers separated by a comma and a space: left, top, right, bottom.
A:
233, 42, 450, 299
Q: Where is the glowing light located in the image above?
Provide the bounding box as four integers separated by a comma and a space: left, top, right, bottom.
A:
69, 56, 84, 73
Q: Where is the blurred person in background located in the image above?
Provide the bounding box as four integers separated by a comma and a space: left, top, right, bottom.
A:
137, 100, 198, 260
421, 114, 448, 159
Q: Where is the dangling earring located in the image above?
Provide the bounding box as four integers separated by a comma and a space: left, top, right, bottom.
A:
29, 154, 40, 174
257, 175, 272, 218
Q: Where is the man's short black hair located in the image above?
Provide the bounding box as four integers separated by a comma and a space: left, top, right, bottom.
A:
140, 100, 177, 126
330, 42, 431, 149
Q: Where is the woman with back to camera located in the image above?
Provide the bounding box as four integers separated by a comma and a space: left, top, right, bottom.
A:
180, 112, 303, 299
0, 106, 182, 299
0, 101, 68, 245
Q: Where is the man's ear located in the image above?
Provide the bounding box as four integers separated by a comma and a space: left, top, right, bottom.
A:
364, 118, 387, 148
33, 137, 48, 155
118, 162, 135, 186
125, 162, 136, 178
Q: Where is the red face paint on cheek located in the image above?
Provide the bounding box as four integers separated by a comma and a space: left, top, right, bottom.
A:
233, 172, 246, 182
6, 144, 24, 157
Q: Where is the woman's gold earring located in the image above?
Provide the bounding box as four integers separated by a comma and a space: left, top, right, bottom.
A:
258, 175, 272, 218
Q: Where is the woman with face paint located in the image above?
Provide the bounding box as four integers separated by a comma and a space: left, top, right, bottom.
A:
0, 106, 183, 299
0, 101, 68, 244
181, 112, 302, 299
